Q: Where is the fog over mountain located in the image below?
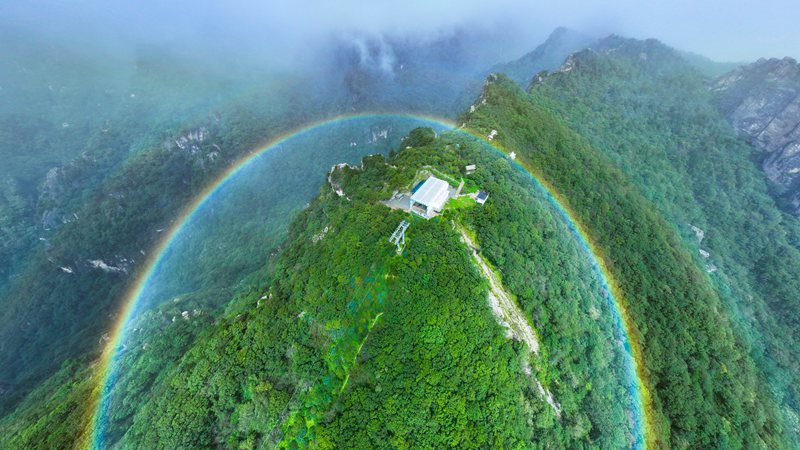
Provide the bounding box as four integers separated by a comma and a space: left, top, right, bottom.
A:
2, 0, 798, 69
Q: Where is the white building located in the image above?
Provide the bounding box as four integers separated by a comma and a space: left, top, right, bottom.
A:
410, 176, 450, 218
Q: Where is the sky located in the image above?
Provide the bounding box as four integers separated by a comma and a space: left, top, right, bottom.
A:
1, 0, 798, 65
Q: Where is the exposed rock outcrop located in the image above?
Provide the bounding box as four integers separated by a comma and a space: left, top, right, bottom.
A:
712, 57, 800, 214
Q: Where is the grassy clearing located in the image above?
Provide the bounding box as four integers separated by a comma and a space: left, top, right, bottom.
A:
446, 195, 477, 210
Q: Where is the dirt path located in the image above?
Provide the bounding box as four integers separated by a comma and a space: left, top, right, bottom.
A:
459, 227, 540, 353
458, 225, 561, 417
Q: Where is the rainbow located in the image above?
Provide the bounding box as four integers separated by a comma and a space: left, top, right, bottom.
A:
86, 113, 651, 448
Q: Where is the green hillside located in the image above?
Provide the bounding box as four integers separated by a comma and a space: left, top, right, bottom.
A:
111, 128, 647, 448
3, 32, 800, 450
519, 36, 800, 444
464, 47, 795, 446
4, 126, 649, 448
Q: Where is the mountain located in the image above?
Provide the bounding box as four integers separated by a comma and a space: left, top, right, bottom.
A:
3, 128, 644, 448
7, 34, 800, 444
515, 34, 800, 445
492, 27, 596, 87
0, 68, 296, 414
325, 29, 516, 115
711, 57, 800, 215
677, 50, 740, 77
3, 27, 800, 449
0, 28, 514, 415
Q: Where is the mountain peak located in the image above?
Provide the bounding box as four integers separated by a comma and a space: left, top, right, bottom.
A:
595, 35, 679, 59
749, 56, 800, 78
547, 26, 581, 41
491, 27, 596, 86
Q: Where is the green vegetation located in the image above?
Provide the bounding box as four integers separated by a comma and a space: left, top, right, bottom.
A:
521, 36, 800, 445
0, 88, 433, 415
118, 143, 537, 448
0, 359, 95, 450
464, 65, 793, 447
5, 33, 800, 449
1, 29, 489, 414
0, 286, 227, 449
445, 195, 476, 210
3, 128, 648, 448
120, 132, 644, 448
0, 46, 309, 413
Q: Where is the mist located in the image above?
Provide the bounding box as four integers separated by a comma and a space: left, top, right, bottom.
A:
2, 0, 799, 72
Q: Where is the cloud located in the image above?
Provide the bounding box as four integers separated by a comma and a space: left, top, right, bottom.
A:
1, 0, 798, 65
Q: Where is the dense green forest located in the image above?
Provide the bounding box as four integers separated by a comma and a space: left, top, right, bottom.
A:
0, 22, 538, 413
108, 130, 650, 448
3, 28, 800, 449
0, 86, 292, 412
520, 36, 800, 443
0, 34, 307, 410
8, 103, 796, 446
0, 25, 582, 418
3, 128, 648, 448
464, 68, 794, 446
0, 59, 451, 415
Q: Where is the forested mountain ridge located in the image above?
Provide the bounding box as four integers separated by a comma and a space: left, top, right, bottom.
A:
2, 128, 647, 448
102, 53, 800, 446
10, 57, 798, 445
464, 70, 793, 447
491, 27, 597, 87
0, 28, 519, 415
497, 34, 800, 445
0, 87, 296, 414
711, 57, 800, 215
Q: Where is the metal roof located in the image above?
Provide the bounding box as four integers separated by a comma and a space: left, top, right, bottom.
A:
410, 176, 450, 211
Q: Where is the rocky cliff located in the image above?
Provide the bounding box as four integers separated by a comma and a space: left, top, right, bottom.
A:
712, 57, 800, 214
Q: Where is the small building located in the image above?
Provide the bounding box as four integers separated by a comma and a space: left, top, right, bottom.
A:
410, 176, 451, 218
465, 164, 476, 174
476, 190, 489, 205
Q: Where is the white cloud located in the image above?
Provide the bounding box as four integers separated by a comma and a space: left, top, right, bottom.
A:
1, 0, 798, 65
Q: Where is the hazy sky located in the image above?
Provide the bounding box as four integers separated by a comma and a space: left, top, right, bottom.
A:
2, 0, 798, 63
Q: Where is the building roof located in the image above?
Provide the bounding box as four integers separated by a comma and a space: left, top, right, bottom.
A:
465, 164, 476, 171
410, 176, 450, 211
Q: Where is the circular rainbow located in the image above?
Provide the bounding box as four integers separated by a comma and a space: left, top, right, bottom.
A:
85, 113, 651, 448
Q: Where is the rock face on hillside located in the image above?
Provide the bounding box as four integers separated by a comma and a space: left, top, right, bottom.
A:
712, 57, 800, 214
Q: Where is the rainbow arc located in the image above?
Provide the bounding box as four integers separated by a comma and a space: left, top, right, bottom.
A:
86, 113, 651, 449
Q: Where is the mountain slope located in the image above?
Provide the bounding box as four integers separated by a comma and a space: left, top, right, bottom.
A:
712, 57, 800, 215
2, 125, 658, 448
114, 130, 645, 448
504, 34, 800, 445
492, 27, 596, 87
0, 27, 518, 415
3, 29, 800, 449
